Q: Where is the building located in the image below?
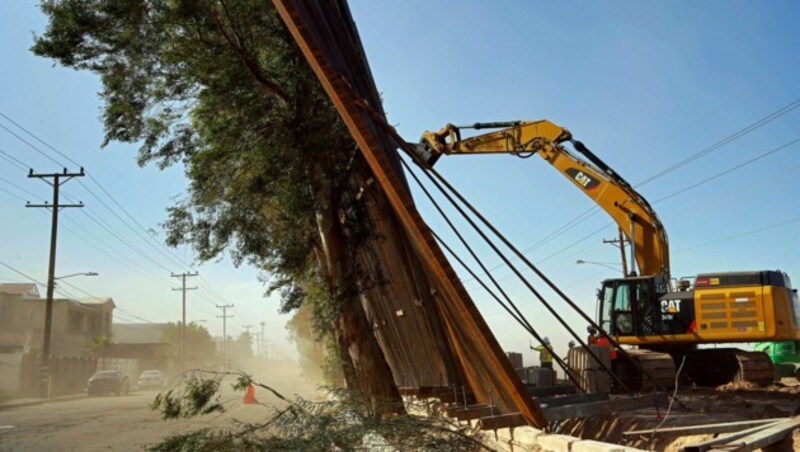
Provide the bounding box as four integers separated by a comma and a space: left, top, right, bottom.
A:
0, 283, 115, 357
110, 323, 173, 372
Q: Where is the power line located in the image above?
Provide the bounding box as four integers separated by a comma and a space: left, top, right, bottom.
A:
0, 113, 188, 273
457, 98, 800, 279
0, 258, 146, 323
652, 136, 800, 204
0, 115, 240, 331
0, 149, 29, 170
0, 187, 27, 202
57, 214, 176, 288
0, 122, 64, 167
56, 278, 156, 324
1, 111, 193, 270
636, 98, 800, 187
674, 217, 800, 253
16, 180, 180, 291
0, 114, 228, 319
0, 112, 81, 167
0, 113, 260, 333
0, 175, 45, 199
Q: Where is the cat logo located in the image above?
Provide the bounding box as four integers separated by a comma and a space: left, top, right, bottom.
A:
661, 299, 681, 314
565, 168, 600, 190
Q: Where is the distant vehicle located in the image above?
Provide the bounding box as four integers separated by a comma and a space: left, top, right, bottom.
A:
137, 370, 166, 389
87, 370, 130, 396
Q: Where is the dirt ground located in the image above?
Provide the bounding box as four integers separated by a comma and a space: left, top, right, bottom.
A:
0, 358, 321, 451
558, 378, 800, 451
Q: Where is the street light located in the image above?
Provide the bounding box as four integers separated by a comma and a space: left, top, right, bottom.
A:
54, 271, 99, 280
575, 260, 621, 272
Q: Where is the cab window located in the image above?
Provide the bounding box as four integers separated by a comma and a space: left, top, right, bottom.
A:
613, 283, 634, 334
600, 283, 614, 332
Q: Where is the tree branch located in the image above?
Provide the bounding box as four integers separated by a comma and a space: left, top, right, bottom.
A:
211, 9, 289, 106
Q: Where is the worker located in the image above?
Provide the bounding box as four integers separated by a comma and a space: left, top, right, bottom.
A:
587, 326, 599, 345
565, 340, 576, 365
532, 337, 554, 369
596, 333, 617, 360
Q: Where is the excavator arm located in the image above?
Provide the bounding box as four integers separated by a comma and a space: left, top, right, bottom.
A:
414, 120, 670, 278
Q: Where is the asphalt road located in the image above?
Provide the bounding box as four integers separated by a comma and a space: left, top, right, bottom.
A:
0, 388, 272, 451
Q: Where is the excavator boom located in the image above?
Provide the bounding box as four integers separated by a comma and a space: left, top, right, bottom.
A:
416, 120, 670, 278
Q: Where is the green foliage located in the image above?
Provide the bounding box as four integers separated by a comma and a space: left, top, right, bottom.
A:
32, 0, 357, 310
86, 335, 113, 355
34, 0, 385, 399
149, 373, 488, 451
286, 287, 346, 385
150, 375, 224, 420
161, 322, 216, 366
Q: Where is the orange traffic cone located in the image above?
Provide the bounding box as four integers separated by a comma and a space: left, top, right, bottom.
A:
243, 383, 258, 405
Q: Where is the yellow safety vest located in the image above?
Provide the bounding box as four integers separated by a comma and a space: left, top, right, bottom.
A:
534, 345, 553, 363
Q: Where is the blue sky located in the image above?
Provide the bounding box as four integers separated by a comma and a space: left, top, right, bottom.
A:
350, 0, 800, 363
1, 1, 799, 365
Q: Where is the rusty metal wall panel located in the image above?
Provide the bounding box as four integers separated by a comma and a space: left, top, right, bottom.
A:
271, 0, 546, 427
353, 170, 463, 388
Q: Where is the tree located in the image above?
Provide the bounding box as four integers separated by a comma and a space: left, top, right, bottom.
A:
162, 322, 216, 368
87, 335, 113, 357
32, 0, 401, 407
228, 331, 253, 366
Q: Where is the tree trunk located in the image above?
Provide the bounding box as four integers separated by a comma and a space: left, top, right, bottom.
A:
314, 173, 403, 412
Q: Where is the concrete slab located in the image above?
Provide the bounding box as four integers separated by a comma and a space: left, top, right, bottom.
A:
512, 426, 544, 445
572, 439, 644, 452
537, 433, 580, 451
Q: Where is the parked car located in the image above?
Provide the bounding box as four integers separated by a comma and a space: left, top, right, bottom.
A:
87, 370, 129, 396
137, 370, 166, 389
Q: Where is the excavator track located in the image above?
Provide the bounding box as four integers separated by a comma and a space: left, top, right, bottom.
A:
732, 350, 775, 386
680, 349, 774, 387
615, 349, 676, 392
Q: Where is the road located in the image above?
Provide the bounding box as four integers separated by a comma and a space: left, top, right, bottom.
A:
0, 359, 321, 451
0, 388, 276, 451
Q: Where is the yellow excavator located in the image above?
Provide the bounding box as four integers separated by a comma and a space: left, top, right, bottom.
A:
414, 120, 800, 388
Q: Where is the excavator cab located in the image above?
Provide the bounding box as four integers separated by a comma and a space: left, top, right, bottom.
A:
598, 275, 673, 338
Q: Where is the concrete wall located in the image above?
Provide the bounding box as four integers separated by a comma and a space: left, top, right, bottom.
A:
0, 353, 22, 393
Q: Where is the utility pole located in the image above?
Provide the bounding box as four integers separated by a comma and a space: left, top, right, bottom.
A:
26, 167, 84, 397
243, 324, 253, 358
171, 272, 198, 371
603, 229, 629, 276
260, 321, 266, 358
216, 304, 234, 366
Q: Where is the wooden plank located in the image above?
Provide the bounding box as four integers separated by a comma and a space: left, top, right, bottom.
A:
525, 384, 577, 397
478, 413, 527, 431
399, 386, 454, 397
679, 421, 784, 452
436, 391, 475, 404
539, 392, 608, 409
445, 404, 486, 417
416, 386, 451, 397
455, 405, 497, 421
626, 418, 784, 438
708, 418, 800, 452
544, 393, 667, 422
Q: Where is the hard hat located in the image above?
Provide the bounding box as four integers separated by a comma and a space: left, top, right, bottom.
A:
542, 337, 550, 344
568, 340, 576, 347
587, 325, 597, 334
